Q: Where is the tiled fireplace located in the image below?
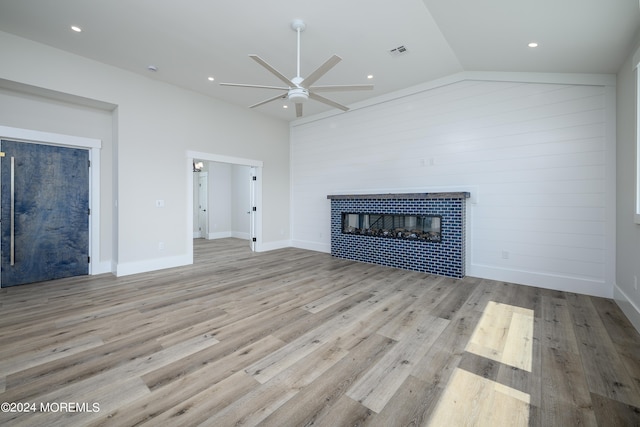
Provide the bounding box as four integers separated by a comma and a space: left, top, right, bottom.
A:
327, 192, 470, 278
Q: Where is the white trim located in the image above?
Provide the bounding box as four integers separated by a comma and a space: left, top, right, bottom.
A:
468, 264, 613, 298
116, 254, 192, 277
291, 71, 616, 127
187, 151, 263, 168
614, 283, 640, 334
636, 64, 640, 225
292, 239, 329, 253
0, 125, 105, 280
260, 239, 293, 252
231, 231, 251, 240
604, 85, 617, 292
208, 231, 233, 239
253, 166, 263, 252
633, 61, 640, 224
0, 126, 101, 149
185, 157, 196, 267
250, 166, 257, 252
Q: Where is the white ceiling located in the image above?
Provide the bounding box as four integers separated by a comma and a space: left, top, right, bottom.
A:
0, 0, 638, 121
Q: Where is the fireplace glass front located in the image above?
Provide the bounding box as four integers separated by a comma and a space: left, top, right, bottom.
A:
342, 213, 441, 242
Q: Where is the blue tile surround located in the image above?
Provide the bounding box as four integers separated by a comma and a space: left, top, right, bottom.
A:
327, 193, 470, 278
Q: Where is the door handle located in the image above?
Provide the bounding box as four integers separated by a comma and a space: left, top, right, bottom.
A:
10, 156, 15, 266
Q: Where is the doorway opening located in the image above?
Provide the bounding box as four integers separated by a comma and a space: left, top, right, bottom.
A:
186, 151, 263, 263
193, 163, 256, 250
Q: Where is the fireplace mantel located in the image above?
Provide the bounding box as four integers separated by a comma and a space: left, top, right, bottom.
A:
327, 192, 470, 200
327, 192, 469, 278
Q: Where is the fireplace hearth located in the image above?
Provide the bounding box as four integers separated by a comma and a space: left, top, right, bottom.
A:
327, 192, 470, 278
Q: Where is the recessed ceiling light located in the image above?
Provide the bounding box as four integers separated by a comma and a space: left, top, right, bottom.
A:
283, 105, 288, 109
367, 75, 374, 79
70, 25, 82, 33
147, 65, 158, 72
207, 76, 215, 81
528, 42, 539, 48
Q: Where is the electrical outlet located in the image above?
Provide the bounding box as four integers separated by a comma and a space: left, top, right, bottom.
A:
158, 242, 165, 251
501, 250, 509, 260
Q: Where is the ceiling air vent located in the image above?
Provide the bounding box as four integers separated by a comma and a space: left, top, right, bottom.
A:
389, 45, 408, 57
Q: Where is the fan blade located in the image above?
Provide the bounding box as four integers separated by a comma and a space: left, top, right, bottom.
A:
295, 103, 303, 118
309, 92, 349, 111
309, 84, 374, 92
302, 55, 342, 88
249, 54, 296, 87
249, 93, 287, 109
219, 83, 289, 90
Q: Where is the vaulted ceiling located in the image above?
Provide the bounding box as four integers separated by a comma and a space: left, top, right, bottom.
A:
0, 0, 638, 121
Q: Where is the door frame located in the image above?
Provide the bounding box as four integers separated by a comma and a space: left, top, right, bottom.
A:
0, 126, 102, 283
186, 151, 263, 260
249, 166, 257, 252
197, 171, 208, 238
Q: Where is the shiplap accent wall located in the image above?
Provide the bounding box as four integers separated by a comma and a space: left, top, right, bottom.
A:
290, 76, 615, 297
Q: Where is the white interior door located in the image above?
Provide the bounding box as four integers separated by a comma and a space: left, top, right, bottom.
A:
198, 172, 208, 238
250, 167, 256, 251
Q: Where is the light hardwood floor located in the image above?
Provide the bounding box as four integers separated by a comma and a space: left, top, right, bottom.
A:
1, 238, 639, 426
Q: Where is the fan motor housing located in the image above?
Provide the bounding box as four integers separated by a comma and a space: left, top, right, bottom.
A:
288, 86, 309, 102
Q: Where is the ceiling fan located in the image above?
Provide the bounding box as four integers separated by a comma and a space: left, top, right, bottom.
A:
219, 19, 373, 118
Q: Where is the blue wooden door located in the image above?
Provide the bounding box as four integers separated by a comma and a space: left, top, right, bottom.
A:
1, 140, 89, 287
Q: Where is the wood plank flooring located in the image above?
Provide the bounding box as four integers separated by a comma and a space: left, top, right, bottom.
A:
1, 238, 639, 426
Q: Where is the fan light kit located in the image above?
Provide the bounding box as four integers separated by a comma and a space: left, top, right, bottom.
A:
219, 19, 373, 117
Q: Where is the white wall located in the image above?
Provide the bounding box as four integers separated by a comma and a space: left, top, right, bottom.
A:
0, 31, 290, 276
615, 36, 640, 332
208, 162, 232, 239
231, 165, 252, 239
291, 74, 616, 298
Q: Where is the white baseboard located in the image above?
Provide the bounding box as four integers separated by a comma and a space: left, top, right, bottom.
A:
115, 254, 192, 277
614, 284, 640, 335
231, 231, 250, 240
468, 263, 613, 298
258, 240, 291, 252
291, 240, 331, 253
207, 231, 232, 239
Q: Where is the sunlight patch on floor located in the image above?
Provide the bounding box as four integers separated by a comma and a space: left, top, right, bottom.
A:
428, 368, 530, 426
427, 301, 534, 426
465, 301, 534, 372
